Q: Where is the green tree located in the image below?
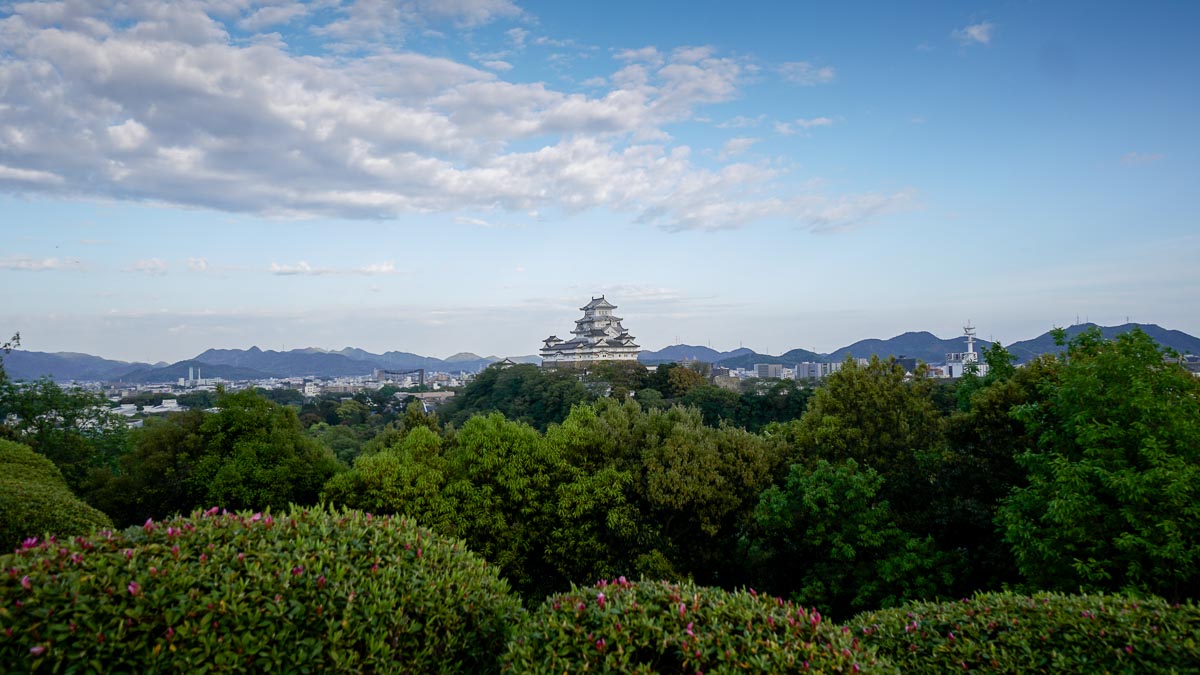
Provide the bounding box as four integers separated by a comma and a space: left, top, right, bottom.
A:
441, 363, 592, 431
998, 327, 1200, 599
0, 378, 128, 490
0, 331, 17, 384
192, 389, 340, 512
741, 459, 949, 618
81, 410, 207, 527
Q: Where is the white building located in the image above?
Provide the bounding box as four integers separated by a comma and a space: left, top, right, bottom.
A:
540, 296, 641, 368
945, 323, 990, 378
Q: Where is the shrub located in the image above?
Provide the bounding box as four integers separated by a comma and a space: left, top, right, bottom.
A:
505, 578, 891, 673
0, 505, 522, 673
0, 439, 112, 551
852, 591, 1200, 672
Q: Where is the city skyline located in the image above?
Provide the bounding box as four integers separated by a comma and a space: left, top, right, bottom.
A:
1, 1, 1197, 363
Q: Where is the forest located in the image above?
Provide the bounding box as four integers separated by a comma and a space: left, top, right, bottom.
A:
3, 326, 1200, 671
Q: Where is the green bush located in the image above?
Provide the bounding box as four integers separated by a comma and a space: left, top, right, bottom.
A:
505, 578, 890, 673
0, 439, 112, 551
852, 591, 1200, 672
0, 505, 522, 673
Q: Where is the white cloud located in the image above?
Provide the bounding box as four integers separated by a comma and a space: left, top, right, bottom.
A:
126, 258, 169, 275
108, 119, 149, 150
237, 3, 309, 32
0, 165, 64, 185
0, 256, 66, 271
953, 22, 995, 46
0, 2, 907, 234
269, 261, 397, 276
775, 116, 834, 135
187, 257, 209, 272
481, 60, 513, 72
720, 137, 760, 158
1121, 152, 1165, 166
717, 115, 765, 129
778, 61, 836, 85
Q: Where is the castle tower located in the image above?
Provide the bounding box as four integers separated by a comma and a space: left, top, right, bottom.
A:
540, 296, 641, 368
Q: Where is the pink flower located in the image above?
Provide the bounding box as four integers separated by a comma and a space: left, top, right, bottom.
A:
20, 575, 31, 590
1125, 645, 1134, 654
29, 646, 45, 656
123, 549, 134, 560
143, 518, 155, 532
292, 566, 304, 576
317, 576, 326, 589
680, 602, 687, 617
595, 638, 606, 651
204, 506, 219, 517
597, 593, 605, 607
251, 512, 262, 522
128, 581, 140, 596
686, 622, 695, 637
21, 537, 37, 549
237, 552, 245, 561
166, 626, 174, 639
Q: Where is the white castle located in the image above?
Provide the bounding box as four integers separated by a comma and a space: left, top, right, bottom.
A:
540, 296, 640, 368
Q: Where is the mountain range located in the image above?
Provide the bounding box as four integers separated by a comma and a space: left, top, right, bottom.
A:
5, 323, 1197, 383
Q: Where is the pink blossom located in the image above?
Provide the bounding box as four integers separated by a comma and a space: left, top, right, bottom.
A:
595, 638, 606, 651
20, 575, 31, 590
317, 576, 326, 589
251, 512, 262, 522
123, 549, 134, 560
166, 626, 174, 639
680, 602, 687, 617
143, 518, 155, 532
597, 592, 605, 607
22, 537, 38, 549
237, 553, 245, 561
1125, 645, 1134, 654
29, 645, 45, 656
292, 566, 303, 576
128, 581, 140, 596
686, 622, 695, 637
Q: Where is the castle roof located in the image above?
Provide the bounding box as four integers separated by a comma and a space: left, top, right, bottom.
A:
580, 296, 617, 311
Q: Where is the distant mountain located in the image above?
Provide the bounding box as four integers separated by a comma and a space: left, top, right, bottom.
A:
639, 344, 753, 365
827, 331, 992, 365
10, 323, 1197, 384
1005, 323, 1200, 363
713, 347, 826, 370
3, 350, 149, 382
117, 359, 274, 384
193, 346, 374, 377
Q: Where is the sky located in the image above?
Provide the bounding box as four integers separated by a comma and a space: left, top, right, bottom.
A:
1, 0, 1197, 363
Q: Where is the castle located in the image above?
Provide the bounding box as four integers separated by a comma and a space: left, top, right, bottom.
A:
540, 296, 640, 368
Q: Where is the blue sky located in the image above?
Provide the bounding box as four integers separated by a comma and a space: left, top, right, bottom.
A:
1, 0, 1196, 363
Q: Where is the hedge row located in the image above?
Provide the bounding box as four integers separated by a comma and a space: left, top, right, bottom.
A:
852, 591, 1200, 672
5, 507, 1200, 673
505, 578, 881, 672
0, 440, 112, 552
1, 505, 520, 673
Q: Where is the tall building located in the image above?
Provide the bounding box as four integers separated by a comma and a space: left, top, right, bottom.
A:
540, 296, 640, 368
945, 322, 989, 378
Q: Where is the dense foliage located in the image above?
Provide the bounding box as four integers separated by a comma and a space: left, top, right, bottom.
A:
85, 389, 339, 527
325, 400, 785, 599
440, 363, 593, 431
0, 505, 521, 673
999, 328, 1200, 600
505, 578, 885, 673
0, 439, 112, 551
853, 592, 1200, 672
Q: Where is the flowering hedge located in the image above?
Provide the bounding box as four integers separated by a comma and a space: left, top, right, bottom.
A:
0, 440, 112, 552
0, 505, 521, 673
504, 578, 889, 673
852, 591, 1200, 672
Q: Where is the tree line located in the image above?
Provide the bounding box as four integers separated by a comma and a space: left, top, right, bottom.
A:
2, 327, 1199, 618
